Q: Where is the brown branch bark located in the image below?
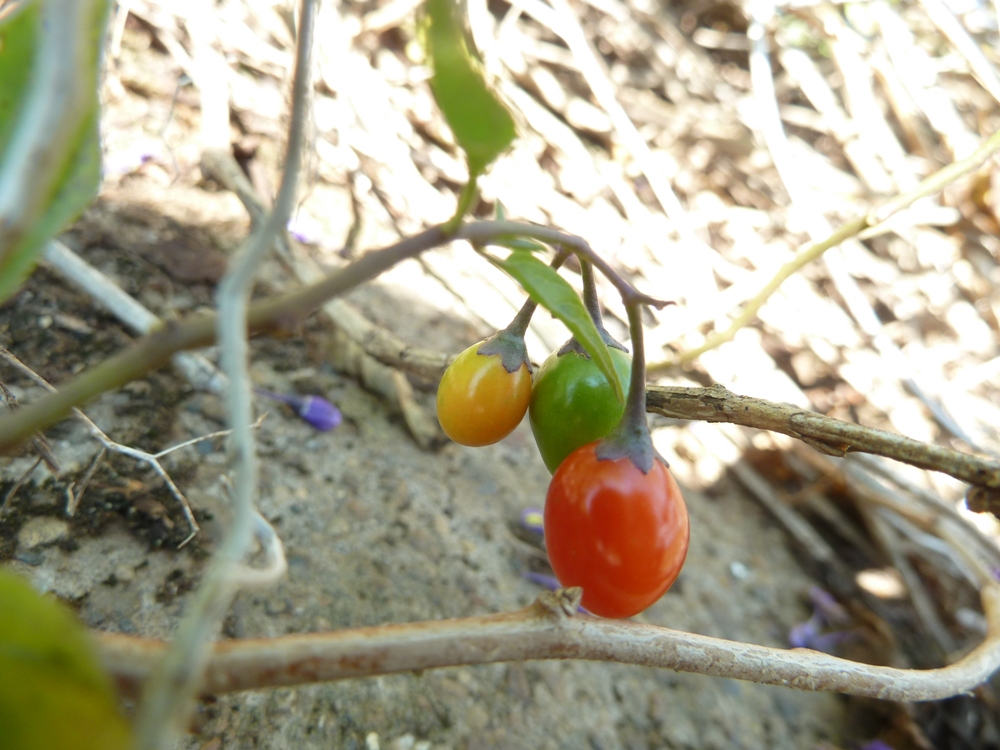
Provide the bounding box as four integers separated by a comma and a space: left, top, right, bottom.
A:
646, 384, 1000, 491
96, 585, 1000, 702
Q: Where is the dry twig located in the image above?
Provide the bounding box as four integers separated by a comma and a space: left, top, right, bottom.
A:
0, 347, 202, 544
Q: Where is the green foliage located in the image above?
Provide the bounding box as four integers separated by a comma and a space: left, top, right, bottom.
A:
0, 569, 131, 750
0, 1, 37, 155
422, 0, 516, 177
491, 235, 548, 253
489, 250, 626, 402
0, 0, 110, 304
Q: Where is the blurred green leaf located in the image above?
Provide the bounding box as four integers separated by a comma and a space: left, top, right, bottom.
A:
0, 0, 111, 304
422, 0, 515, 176
492, 236, 548, 253
490, 250, 625, 402
0, 1, 37, 156
0, 569, 131, 750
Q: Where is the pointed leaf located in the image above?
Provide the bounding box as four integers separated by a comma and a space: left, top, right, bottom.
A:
490, 250, 625, 402
422, 0, 516, 175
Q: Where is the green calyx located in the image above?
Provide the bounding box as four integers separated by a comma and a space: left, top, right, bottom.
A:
556, 333, 628, 358
477, 328, 531, 374
593, 405, 661, 474
529, 344, 633, 473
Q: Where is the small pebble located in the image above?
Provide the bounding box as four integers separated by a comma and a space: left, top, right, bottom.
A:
114, 563, 137, 584
18, 517, 70, 549
729, 561, 750, 581
366, 732, 381, 750
15, 550, 44, 566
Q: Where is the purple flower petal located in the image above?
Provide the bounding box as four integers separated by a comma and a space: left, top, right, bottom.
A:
859, 740, 895, 750
296, 396, 342, 431
522, 571, 560, 589
809, 586, 849, 625
255, 389, 341, 431
519, 507, 544, 536
788, 617, 820, 649
809, 629, 858, 653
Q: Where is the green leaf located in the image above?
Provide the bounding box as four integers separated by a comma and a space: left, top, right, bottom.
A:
0, 1, 38, 156
0, 569, 132, 750
422, 0, 516, 176
0, 0, 111, 304
490, 250, 625, 402
492, 236, 548, 253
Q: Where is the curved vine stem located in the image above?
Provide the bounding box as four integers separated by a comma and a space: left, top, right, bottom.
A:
96, 583, 1000, 703
0, 221, 650, 452
132, 2, 315, 746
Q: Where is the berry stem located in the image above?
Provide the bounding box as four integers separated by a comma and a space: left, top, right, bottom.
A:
595, 302, 657, 473
460, 220, 674, 311
483, 250, 572, 373
503, 249, 570, 338
580, 259, 628, 352
581, 260, 603, 328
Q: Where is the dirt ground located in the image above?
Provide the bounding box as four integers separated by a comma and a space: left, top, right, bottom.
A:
3, 0, 1000, 747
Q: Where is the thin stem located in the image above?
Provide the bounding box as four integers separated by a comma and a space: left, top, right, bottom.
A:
581, 260, 603, 327
504, 296, 538, 339
462, 221, 670, 309
666, 217, 867, 368
620, 303, 648, 439
133, 2, 316, 746
578, 258, 626, 350
502, 249, 570, 338
0, 347, 200, 538
444, 174, 479, 235
0, 223, 636, 452
595, 302, 654, 472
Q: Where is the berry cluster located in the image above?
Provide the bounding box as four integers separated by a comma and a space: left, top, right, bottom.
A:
436, 274, 689, 619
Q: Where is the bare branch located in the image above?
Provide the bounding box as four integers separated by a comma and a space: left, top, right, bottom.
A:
646, 384, 1000, 491
96, 584, 1000, 702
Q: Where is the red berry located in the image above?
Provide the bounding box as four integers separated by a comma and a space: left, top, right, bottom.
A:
544, 442, 689, 618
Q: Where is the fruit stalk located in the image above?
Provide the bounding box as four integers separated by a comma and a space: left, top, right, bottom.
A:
595, 301, 657, 473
